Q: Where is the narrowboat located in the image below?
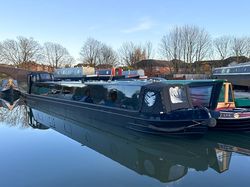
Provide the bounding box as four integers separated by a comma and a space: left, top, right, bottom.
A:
27, 105, 235, 182
212, 62, 250, 89
215, 82, 250, 131
54, 66, 95, 81
53, 67, 146, 81
162, 80, 250, 131
23, 72, 216, 136
1, 78, 20, 99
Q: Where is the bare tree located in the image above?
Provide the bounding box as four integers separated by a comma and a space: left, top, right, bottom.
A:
181, 25, 198, 64
119, 42, 151, 66
246, 37, 250, 58
43, 42, 74, 68
160, 27, 182, 61
98, 44, 118, 67
119, 42, 136, 66
195, 28, 211, 61
231, 37, 248, 57
0, 36, 42, 66
159, 27, 182, 72
79, 38, 102, 67
160, 25, 211, 73
0, 45, 3, 62
214, 36, 232, 59
144, 41, 154, 59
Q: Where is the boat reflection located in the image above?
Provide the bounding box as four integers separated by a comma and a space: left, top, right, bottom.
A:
0, 97, 21, 111
0, 79, 21, 111
25, 102, 250, 183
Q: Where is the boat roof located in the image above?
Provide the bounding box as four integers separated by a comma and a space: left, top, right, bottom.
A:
161, 79, 225, 85
37, 79, 198, 88
214, 62, 250, 69
42, 79, 150, 87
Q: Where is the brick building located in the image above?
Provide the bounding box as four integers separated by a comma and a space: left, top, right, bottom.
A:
18, 61, 54, 72
132, 59, 172, 77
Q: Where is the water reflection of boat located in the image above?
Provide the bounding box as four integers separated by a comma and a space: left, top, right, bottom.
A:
23, 72, 215, 137
26, 103, 247, 183
0, 98, 20, 110
205, 131, 250, 157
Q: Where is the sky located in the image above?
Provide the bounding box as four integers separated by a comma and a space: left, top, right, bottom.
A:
1, 0, 250, 61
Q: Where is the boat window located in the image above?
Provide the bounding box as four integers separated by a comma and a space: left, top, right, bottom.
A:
228, 84, 234, 102
87, 85, 108, 104
48, 84, 62, 96
31, 83, 50, 95
230, 68, 236, 73
87, 84, 140, 110
40, 73, 51, 81
60, 86, 74, 99
72, 87, 85, 101
246, 66, 250, 73
117, 85, 141, 110
72, 86, 93, 103
189, 86, 213, 107
218, 85, 225, 102
169, 86, 187, 104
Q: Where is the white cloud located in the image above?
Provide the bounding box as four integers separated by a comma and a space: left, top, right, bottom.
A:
121, 17, 154, 34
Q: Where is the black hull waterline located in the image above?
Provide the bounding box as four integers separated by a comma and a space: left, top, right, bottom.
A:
211, 118, 250, 132
24, 94, 209, 136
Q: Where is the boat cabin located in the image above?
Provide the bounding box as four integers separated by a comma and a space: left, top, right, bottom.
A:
29, 77, 193, 114
160, 80, 224, 110
216, 82, 236, 110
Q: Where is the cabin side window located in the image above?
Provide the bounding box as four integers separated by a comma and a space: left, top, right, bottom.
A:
31, 83, 50, 95
72, 86, 93, 103
189, 86, 213, 107
56, 86, 74, 100
40, 73, 53, 81
218, 85, 225, 102
87, 85, 108, 104
169, 86, 187, 104
119, 85, 141, 110
86, 84, 140, 110
228, 84, 234, 102
246, 66, 250, 72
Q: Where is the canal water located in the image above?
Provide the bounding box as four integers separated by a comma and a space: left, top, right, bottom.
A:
1, 100, 250, 187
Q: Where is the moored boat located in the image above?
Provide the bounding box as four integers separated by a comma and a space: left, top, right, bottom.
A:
161, 80, 250, 131
215, 82, 250, 131
1, 78, 20, 99
212, 62, 250, 88
23, 72, 216, 137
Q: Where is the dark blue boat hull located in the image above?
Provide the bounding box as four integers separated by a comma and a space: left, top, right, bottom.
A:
23, 93, 209, 136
